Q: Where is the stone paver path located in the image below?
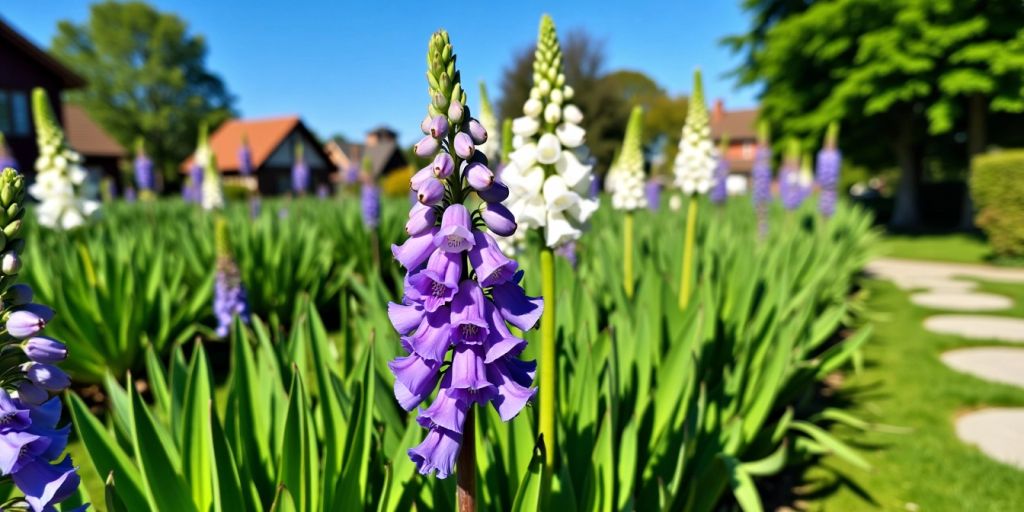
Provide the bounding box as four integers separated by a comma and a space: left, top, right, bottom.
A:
924, 315, 1024, 343
956, 409, 1024, 470
869, 258, 1024, 469
942, 347, 1024, 388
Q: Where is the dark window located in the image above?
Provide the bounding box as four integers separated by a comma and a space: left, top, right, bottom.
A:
0, 90, 31, 136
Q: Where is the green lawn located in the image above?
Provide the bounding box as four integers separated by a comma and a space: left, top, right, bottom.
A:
878, 233, 992, 264
803, 278, 1024, 511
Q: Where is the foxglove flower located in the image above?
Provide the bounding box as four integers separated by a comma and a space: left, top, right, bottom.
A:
213, 217, 249, 338
673, 70, 716, 197
709, 137, 730, 204
194, 124, 224, 211
779, 140, 803, 210
362, 179, 380, 229
0, 168, 83, 511
390, 31, 541, 479
238, 134, 253, 177
751, 122, 773, 207
606, 106, 647, 211
816, 122, 841, 217
133, 137, 155, 194
501, 16, 598, 251
0, 132, 17, 171
292, 142, 310, 194
28, 88, 99, 230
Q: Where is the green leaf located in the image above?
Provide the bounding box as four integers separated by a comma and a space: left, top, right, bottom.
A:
130, 384, 197, 512
722, 455, 764, 512
277, 369, 317, 512
181, 344, 215, 511
104, 471, 130, 512
334, 340, 377, 510
68, 393, 148, 512
511, 437, 545, 512
791, 420, 871, 470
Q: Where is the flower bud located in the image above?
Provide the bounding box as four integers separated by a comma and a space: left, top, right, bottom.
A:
23, 336, 67, 363
563, 104, 584, 125
6, 304, 54, 339
544, 103, 561, 124
448, 101, 464, 124
417, 178, 444, 205
467, 119, 488, 145
523, 98, 543, 118
420, 115, 432, 135
454, 132, 475, 159
550, 89, 564, 106
414, 136, 439, 158
536, 133, 562, 165
429, 116, 449, 139
1, 251, 21, 275
406, 204, 437, 236
478, 180, 509, 203
24, 362, 70, 392
432, 153, 455, 179
411, 165, 433, 191
466, 162, 494, 190
15, 381, 47, 405
3, 284, 33, 306
564, 85, 575, 100
481, 202, 517, 237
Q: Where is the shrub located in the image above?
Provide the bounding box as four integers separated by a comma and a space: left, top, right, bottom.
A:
971, 150, 1024, 258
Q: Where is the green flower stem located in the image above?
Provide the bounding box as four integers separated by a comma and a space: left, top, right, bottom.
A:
456, 406, 476, 512
539, 246, 557, 481
678, 196, 699, 311
624, 212, 635, 298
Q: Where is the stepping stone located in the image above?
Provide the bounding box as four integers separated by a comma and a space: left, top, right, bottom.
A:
924, 315, 1024, 342
910, 292, 1012, 311
956, 408, 1024, 469
942, 347, 1024, 388
898, 277, 977, 292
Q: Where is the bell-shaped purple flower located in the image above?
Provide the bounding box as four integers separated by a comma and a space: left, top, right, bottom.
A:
408, 426, 462, 479
406, 203, 437, 236
434, 204, 475, 253
403, 307, 454, 362
15, 382, 48, 406
11, 455, 81, 512
490, 272, 544, 331
487, 357, 537, 421
449, 345, 492, 397
408, 250, 462, 312
450, 281, 489, 345
468, 231, 517, 287
388, 301, 425, 335
417, 380, 469, 434
389, 352, 442, 411
0, 390, 31, 433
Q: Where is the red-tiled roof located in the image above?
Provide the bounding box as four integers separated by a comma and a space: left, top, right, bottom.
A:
710, 108, 759, 141
62, 104, 126, 157
181, 116, 300, 172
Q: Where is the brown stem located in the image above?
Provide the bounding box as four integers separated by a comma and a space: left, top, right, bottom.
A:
456, 407, 476, 512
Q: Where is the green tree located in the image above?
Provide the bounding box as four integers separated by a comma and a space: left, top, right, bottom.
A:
52, 0, 235, 188
727, 0, 1024, 229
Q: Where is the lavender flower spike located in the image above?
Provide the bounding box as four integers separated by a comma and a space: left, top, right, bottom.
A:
390, 30, 542, 480
779, 139, 803, 211
0, 168, 82, 509
213, 216, 250, 338
816, 122, 841, 218
292, 142, 310, 194
361, 177, 381, 229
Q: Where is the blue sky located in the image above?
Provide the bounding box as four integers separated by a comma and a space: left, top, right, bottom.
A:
3, 1, 760, 146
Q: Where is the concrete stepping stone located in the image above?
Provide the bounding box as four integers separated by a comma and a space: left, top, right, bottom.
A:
956, 408, 1024, 469
924, 315, 1024, 343
910, 291, 1013, 311
899, 277, 976, 292
942, 347, 1024, 388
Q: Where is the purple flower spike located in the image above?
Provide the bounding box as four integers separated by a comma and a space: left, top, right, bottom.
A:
468, 119, 488, 144
6, 305, 54, 339
415, 135, 440, 157
406, 203, 437, 236
465, 162, 494, 190
478, 180, 509, 203
453, 132, 475, 159
450, 280, 489, 345
481, 202, 516, 237
361, 181, 381, 229
418, 178, 445, 206
408, 427, 462, 479
490, 273, 544, 331
468, 231, 518, 286
430, 116, 449, 139
23, 337, 67, 364
392, 227, 439, 270
432, 153, 455, 179
408, 250, 462, 312
434, 204, 475, 253
710, 155, 729, 204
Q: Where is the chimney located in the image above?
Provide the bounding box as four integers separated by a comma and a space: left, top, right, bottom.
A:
712, 98, 725, 125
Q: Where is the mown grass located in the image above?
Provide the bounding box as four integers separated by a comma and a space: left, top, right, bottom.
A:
878, 233, 992, 264
803, 278, 1024, 511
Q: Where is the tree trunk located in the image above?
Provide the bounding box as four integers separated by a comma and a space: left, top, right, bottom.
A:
960, 93, 987, 230
890, 114, 922, 231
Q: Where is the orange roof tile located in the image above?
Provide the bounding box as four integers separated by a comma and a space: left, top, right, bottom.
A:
181, 115, 300, 172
